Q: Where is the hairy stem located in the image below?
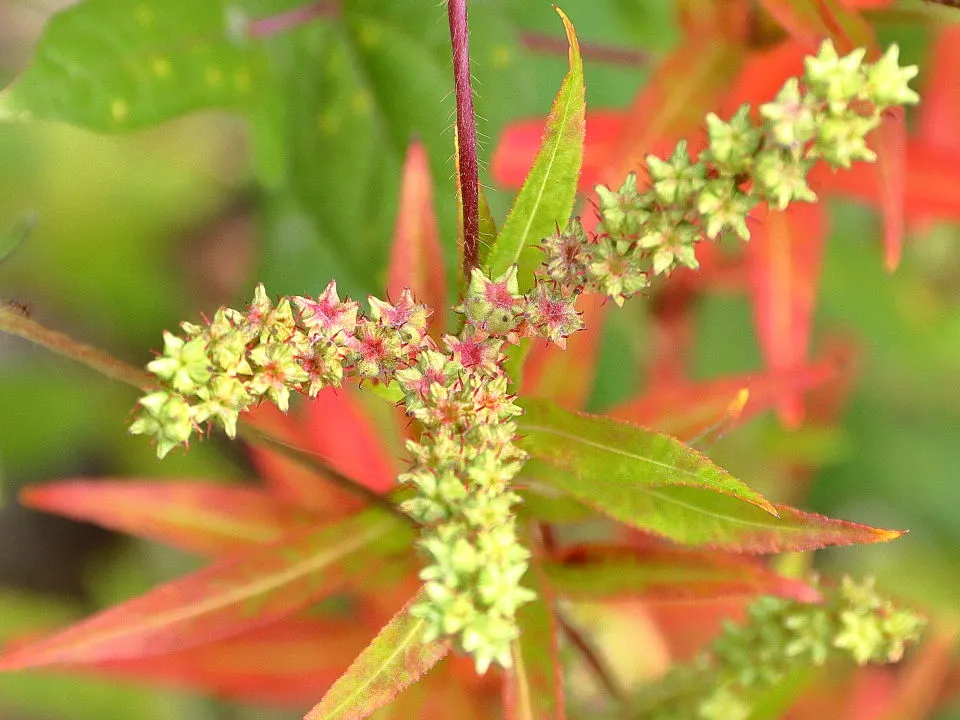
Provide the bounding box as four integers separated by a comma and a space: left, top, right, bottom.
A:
447, 0, 480, 277
0, 303, 402, 515
0, 304, 153, 389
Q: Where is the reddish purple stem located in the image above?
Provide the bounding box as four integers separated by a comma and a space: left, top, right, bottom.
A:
448, 0, 480, 276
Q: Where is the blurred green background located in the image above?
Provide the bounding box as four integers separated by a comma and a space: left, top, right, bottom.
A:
0, 0, 957, 718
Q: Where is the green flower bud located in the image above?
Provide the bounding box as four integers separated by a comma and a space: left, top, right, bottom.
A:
146, 332, 211, 395
705, 105, 762, 175
760, 78, 819, 151
866, 44, 920, 108
804, 41, 866, 111
755, 149, 817, 210
646, 140, 706, 204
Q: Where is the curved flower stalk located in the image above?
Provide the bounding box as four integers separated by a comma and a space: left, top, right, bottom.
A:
643, 577, 925, 720
540, 41, 919, 305
131, 39, 919, 673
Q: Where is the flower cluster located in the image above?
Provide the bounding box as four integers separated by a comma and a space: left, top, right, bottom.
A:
131, 273, 580, 672
646, 577, 925, 720
539, 40, 920, 306
130, 282, 431, 458
130, 39, 921, 674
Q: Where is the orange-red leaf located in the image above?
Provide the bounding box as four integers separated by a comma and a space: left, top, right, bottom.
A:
746, 202, 828, 426
814, 139, 960, 222
608, 361, 837, 441
920, 26, 960, 155
20, 480, 318, 557
597, 33, 744, 189
87, 618, 375, 707
305, 588, 450, 720
543, 543, 821, 602
301, 388, 400, 495
246, 386, 400, 512
244, 403, 357, 514
875, 107, 907, 271
388, 141, 447, 333
0, 510, 411, 670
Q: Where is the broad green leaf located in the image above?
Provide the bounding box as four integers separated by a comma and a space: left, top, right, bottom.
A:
0, 0, 278, 131
541, 544, 820, 602
305, 587, 450, 720
521, 459, 904, 553
486, 8, 584, 290
0, 510, 411, 669
20, 480, 319, 557
516, 398, 777, 514
503, 563, 565, 720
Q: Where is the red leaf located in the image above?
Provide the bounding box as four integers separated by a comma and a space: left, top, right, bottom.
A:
746, 202, 828, 426
87, 618, 375, 707
816, 0, 880, 55
388, 141, 447, 334
301, 388, 400, 495
245, 403, 355, 514
873, 108, 908, 271
608, 360, 837, 441
814, 139, 960, 222
20, 480, 318, 557
920, 26, 960, 155
597, 33, 744, 189
246, 386, 400, 510
0, 510, 411, 670
544, 543, 821, 602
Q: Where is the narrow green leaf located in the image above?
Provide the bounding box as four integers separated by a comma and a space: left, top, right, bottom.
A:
521, 459, 904, 553
503, 563, 565, 720
305, 588, 450, 720
0, 0, 272, 131
486, 7, 584, 289
516, 398, 777, 515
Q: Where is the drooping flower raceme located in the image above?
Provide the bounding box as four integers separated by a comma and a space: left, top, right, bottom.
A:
645, 577, 925, 720
131, 40, 919, 673
539, 41, 920, 305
